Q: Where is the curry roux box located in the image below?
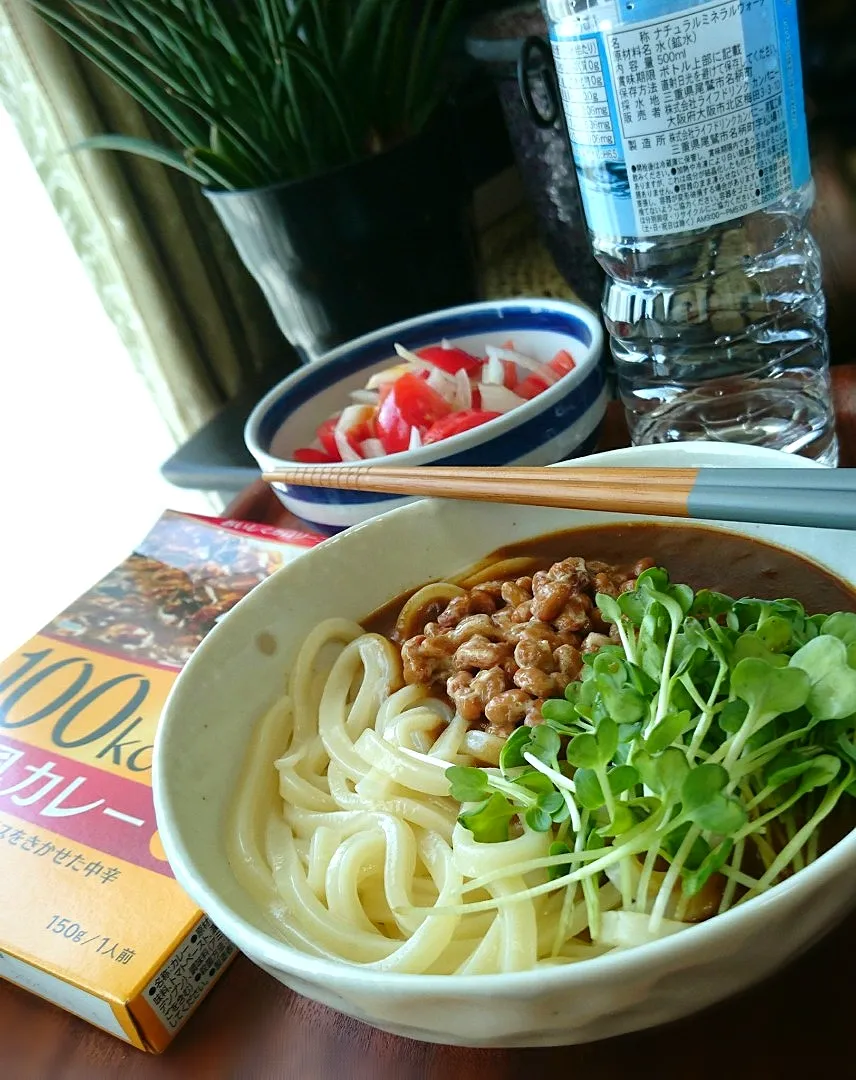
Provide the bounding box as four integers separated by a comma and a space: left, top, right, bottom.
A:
0, 511, 322, 1051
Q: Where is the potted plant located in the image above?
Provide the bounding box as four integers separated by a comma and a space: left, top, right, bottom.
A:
31, 0, 477, 360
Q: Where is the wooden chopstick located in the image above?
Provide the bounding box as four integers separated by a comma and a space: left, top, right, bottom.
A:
261, 465, 856, 531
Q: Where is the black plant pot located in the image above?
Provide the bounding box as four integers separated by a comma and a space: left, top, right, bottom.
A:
206, 124, 480, 362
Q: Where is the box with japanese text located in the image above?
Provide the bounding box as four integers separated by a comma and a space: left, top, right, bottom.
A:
0, 511, 322, 1051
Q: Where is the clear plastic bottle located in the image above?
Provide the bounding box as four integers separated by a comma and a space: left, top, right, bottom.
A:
541, 0, 838, 464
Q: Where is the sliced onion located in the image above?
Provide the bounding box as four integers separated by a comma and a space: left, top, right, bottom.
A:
486, 345, 558, 386
366, 362, 413, 390
481, 351, 505, 386
454, 368, 472, 409
360, 438, 386, 459
349, 389, 379, 404
477, 383, 527, 413
336, 403, 374, 433
425, 366, 458, 403
334, 403, 374, 462
408, 426, 423, 451
333, 427, 361, 461
394, 342, 432, 367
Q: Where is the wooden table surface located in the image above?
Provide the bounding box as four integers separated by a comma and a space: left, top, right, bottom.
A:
2, 366, 854, 1079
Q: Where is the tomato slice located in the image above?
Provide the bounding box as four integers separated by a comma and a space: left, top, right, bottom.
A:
316, 416, 342, 459
549, 349, 577, 377
376, 372, 453, 454
293, 447, 338, 464
515, 375, 549, 400
422, 410, 502, 445
417, 345, 481, 375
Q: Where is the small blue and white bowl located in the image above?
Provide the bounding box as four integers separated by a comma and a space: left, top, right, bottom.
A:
244, 299, 606, 534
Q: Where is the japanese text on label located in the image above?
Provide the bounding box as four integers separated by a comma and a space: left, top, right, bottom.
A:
552, 0, 801, 236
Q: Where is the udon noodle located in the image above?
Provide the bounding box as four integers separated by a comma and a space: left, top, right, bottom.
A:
228, 613, 618, 974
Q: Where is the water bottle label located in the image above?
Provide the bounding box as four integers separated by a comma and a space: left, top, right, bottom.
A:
549, 0, 811, 238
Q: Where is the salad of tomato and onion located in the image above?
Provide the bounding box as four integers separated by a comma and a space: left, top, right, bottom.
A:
291, 340, 577, 463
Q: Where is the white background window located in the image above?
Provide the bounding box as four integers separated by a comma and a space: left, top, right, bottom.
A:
0, 108, 215, 658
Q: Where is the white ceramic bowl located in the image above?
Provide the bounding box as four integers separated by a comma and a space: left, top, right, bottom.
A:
153, 443, 856, 1048
244, 299, 606, 534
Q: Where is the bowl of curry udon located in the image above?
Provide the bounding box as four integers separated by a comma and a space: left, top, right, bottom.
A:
153, 443, 856, 1047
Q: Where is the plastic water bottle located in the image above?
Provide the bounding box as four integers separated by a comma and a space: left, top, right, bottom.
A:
541, 0, 838, 464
